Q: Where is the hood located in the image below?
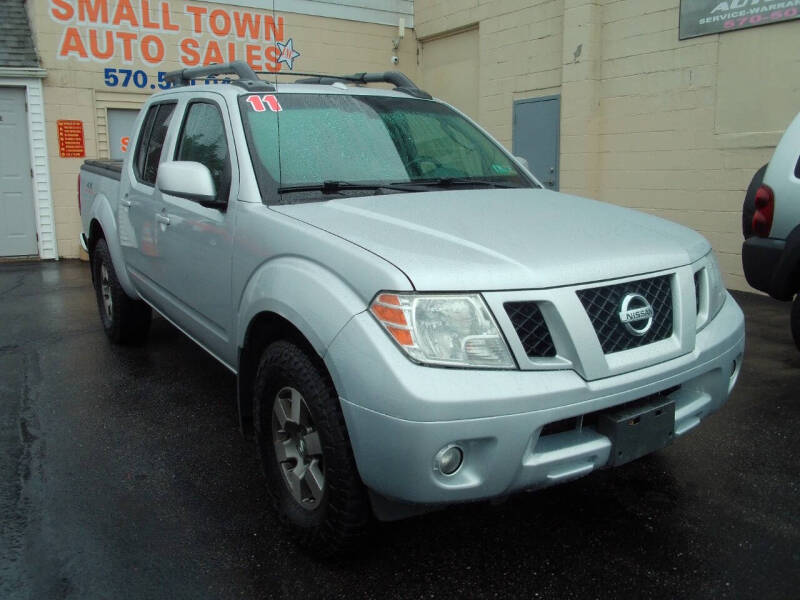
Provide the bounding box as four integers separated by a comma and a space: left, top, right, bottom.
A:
271, 188, 710, 291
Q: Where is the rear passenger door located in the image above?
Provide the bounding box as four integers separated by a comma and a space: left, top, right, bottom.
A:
121, 101, 177, 289
157, 94, 237, 362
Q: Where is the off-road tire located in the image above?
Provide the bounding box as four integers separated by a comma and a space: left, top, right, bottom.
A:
91, 239, 152, 344
253, 340, 370, 556
792, 294, 800, 352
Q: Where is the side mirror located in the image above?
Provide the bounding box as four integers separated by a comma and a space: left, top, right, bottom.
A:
515, 156, 530, 171
156, 161, 222, 208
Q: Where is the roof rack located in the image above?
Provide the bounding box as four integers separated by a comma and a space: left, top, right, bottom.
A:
164, 61, 274, 92
281, 71, 432, 100
163, 63, 431, 99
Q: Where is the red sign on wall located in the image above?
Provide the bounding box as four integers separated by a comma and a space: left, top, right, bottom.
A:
57, 120, 86, 158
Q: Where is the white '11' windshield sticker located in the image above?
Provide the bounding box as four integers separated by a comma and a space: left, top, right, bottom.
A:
246, 95, 282, 112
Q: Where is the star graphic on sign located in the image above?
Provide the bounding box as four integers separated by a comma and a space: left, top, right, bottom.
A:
276, 38, 300, 70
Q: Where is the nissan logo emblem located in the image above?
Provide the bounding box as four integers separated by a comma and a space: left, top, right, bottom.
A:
618, 293, 654, 336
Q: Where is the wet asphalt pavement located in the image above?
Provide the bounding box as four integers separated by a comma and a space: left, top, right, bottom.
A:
0, 260, 798, 599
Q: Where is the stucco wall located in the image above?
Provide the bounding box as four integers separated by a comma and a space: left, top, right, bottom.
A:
415, 0, 800, 290
27, 0, 419, 258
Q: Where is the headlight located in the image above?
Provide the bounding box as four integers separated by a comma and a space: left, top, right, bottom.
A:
698, 251, 726, 330
370, 293, 516, 369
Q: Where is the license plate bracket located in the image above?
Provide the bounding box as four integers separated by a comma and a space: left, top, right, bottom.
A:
597, 396, 675, 467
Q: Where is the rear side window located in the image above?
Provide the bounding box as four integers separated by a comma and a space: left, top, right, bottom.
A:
134, 107, 157, 178
175, 102, 231, 199
134, 103, 176, 185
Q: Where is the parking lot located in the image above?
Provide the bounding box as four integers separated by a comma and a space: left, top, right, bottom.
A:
1, 259, 798, 599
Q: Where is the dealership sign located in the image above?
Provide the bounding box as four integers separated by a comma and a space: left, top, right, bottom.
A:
679, 0, 800, 39
49, 0, 298, 72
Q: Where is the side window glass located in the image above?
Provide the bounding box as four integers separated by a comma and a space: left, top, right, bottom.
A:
134, 105, 158, 180
142, 103, 176, 185
175, 102, 230, 199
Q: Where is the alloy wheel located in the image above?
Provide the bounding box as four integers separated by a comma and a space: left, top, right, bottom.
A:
271, 386, 326, 510
100, 263, 113, 321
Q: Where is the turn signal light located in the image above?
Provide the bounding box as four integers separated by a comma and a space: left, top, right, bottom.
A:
370, 294, 413, 346
371, 303, 406, 325
751, 184, 774, 237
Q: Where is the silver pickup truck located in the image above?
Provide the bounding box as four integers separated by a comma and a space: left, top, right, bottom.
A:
79, 62, 745, 554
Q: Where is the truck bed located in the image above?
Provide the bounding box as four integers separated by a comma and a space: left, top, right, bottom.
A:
82, 159, 123, 181
79, 159, 124, 244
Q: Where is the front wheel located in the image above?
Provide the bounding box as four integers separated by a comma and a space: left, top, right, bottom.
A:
91, 239, 151, 344
253, 340, 370, 556
792, 295, 800, 352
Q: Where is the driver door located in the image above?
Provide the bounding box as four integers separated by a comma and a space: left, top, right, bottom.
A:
155, 94, 237, 363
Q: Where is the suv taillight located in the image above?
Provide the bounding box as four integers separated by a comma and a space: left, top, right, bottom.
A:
78, 173, 81, 215
752, 184, 774, 237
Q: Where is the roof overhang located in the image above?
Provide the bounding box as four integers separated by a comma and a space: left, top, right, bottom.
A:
0, 67, 47, 79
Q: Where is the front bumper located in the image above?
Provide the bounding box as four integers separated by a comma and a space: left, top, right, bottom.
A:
325, 293, 745, 506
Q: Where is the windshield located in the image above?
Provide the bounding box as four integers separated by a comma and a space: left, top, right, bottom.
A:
239, 93, 534, 202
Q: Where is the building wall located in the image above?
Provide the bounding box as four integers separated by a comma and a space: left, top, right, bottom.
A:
415, 0, 800, 290
27, 0, 418, 259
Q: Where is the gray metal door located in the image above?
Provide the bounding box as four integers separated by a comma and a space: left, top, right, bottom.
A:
513, 95, 560, 190
0, 87, 37, 256
107, 108, 140, 160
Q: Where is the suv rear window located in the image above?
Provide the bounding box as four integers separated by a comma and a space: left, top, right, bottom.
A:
134, 102, 176, 186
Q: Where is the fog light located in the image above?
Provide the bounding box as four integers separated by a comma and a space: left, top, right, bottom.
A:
435, 445, 463, 476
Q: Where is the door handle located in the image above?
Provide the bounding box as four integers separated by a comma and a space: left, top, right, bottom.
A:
120, 198, 132, 207
155, 213, 170, 226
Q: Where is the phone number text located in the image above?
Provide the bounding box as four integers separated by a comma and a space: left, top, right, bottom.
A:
723, 7, 798, 29
103, 68, 235, 89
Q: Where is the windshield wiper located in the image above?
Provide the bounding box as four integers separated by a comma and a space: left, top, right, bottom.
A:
393, 177, 517, 189
277, 180, 419, 194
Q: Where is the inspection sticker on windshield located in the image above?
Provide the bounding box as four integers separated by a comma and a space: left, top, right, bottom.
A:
246, 95, 282, 113
491, 164, 514, 175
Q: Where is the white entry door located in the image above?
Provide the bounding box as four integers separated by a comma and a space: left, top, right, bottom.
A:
0, 87, 37, 256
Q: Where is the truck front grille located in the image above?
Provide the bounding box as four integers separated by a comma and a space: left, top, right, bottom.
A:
576, 275, 673, 354
504, 301, 556, 357
694, 270, 701, 314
